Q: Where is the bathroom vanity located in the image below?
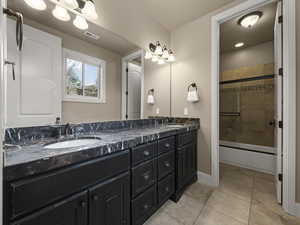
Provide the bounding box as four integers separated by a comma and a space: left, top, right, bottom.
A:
3, 118, 199, 225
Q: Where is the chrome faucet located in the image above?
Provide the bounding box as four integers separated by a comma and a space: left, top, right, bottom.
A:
64, 123, 73, 136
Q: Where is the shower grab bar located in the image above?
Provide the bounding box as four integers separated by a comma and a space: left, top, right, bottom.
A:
220, 74, 274, 85
220, 112, 240, 116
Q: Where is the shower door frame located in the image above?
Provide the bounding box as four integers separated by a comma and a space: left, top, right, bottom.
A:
211, 0, 297, 216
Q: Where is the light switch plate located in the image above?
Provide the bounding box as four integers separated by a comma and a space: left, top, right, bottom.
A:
156, 108, 160, 114
184, 107, 188, 115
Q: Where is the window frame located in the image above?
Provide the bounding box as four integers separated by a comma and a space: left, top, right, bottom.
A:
63, 48, 106, 104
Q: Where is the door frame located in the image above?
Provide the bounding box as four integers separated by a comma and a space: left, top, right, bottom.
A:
211, 0, 297, 216
0, 0, 6, 223
121, 50, 145, 120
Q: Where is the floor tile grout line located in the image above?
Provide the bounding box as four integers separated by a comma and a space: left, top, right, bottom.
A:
191, 192, 214, 225
248, 174, 255, 225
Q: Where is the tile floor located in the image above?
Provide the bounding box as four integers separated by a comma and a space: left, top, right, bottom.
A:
145, 163, 300, 225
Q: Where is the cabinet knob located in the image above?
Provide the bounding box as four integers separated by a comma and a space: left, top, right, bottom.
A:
143, 174, 150, 180
164, 161, 170, 167
165, 143, 170, 148
93, 195, 99, 201
80, 201, 86, 207
143, 150, 150, 156
165, 187, 170, 192
143, 204, 150, 210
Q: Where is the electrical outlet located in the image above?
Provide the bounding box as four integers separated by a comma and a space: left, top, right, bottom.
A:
184, 107, 188, 115
156, 108, 160, 114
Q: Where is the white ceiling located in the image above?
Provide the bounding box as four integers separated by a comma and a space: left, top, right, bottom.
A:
8, 0, 139, 56
139, 0, 236, 31
220, 2, 277, 53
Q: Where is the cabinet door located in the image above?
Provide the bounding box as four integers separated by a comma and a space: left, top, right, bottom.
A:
6, 19, 62, 127
89, 172, 130, 225
12, 191, 88, 225
177, 147, 188, 190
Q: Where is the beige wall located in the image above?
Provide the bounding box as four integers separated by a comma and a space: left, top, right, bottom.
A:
221, 41, 274, 72
25, 19, 122, 123
296, 0, 300, 203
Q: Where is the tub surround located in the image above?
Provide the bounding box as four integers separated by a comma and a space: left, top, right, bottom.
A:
4, 118, 199, 181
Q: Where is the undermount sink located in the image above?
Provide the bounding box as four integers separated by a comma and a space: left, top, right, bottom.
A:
44, 137, 101, 149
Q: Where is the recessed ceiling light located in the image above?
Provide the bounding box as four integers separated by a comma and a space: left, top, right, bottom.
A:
235, 42, 244, 48
238, 11, 263, 28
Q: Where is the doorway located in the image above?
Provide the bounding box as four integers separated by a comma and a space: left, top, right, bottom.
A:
211, 0, 297, 216
122, 50, 144, 120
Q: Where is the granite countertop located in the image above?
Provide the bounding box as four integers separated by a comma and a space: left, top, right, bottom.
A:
4, 122, 198, 181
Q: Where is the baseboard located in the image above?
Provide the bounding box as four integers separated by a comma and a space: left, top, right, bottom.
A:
197, 171, 217, 187
220, 146, 276, 175
295, 202, 300, 217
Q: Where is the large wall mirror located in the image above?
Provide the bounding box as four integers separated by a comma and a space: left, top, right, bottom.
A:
6, 0, 171, 128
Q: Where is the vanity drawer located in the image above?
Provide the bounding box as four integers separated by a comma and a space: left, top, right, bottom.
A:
158, 136, 175, 155
157, 151, 175, 180
131, 185, 157, 225
132, 142, 157, 166
177, 131, 196, 147
8, 150, 130, 220
132, 160, 157, 197
158, 173, 174, 206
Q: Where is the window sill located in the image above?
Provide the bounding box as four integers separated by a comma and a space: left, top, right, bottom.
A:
63, 96, 106, 104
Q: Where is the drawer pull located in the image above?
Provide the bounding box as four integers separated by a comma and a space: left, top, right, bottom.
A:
164, 161, 171, 168
143, 151, 150, 156
165, 187, 170, 192
93, 195, 99, 201
80, 201, 86, 207
164, 143, 170, 148
143, 173, 150, 180
143, 204, 150, 210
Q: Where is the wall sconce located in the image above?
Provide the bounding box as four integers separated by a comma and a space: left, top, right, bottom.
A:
147, 89, 155, 104
187, 83, 199, 103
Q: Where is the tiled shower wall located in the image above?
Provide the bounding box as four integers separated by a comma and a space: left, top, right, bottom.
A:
220, 63, 275, 147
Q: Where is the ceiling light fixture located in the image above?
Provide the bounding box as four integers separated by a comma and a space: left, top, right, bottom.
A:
24, 0, 47, 10
235, 42, 244, 48
52, 5, 71, 21
73, 15, 89, 30
82, 0, 98, 20
145, 41, 175, 65
238, 11, 263, 28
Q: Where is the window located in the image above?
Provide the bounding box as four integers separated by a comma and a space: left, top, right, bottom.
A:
63, 49, 106, 103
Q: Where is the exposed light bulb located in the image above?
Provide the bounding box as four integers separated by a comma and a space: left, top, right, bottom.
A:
152, 55, 158, 62
162, 46, 169, 59
82, 0, 98, 20
167, 50, 175, 62
158, 59, 165, 65
235, 42, 244, 48
52, 5, 70, 21
24, 0, 47, 10
154, 41, 163, 55
73, 15, 89, 30
145, 51, 152, 59
63, 0, 79, 9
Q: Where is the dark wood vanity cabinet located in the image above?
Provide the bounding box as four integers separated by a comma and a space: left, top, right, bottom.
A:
5, 130, 198, 225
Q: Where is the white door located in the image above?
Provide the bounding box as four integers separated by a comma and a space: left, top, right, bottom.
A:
127, 62, 141, 120
274, 1, 283, 204
6, 19, 62, 128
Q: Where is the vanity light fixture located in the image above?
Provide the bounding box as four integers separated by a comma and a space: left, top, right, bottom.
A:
145, 41, 175, 64
147, 89, 155, 104
63, 0, 79, 9
82, 0, 98, 20
24, 0, 47, 10
52, 5, 71, 21
238, 11, 263, 28
187, 83, 199, 103
73, 15, 89, 30
235, 42, 244, 48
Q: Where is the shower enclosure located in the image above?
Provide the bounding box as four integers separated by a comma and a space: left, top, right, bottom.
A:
219, 70, 275, 154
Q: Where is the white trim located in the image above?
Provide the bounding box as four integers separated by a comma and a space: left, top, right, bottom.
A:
296, 203, 300, 216
62, 48, 106, 104
220, 140, 275, 154
220, 146, 276, 175
121, 50, 144, 120
211, 0, 297, 216
197, 171, 217, 187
